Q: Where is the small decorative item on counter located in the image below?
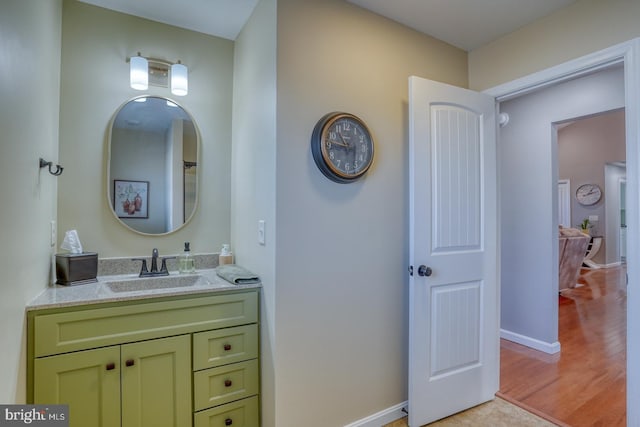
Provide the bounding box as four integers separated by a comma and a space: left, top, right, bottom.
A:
219, 244, 234, 265
56, 230, 97, 286
178, 242, 196, 274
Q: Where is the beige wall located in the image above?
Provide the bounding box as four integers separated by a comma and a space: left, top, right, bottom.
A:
558, 109, 626, 264
469, 0, 640, 90
58, 0, 233, 258
272, 1, 466, 425
0, 0, 62, 402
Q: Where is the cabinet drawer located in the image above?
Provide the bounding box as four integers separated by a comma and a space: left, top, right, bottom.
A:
194, 324, 259, 371
34, 291, 258, 357
194, 359, 259, 411
194, 396, 259, 427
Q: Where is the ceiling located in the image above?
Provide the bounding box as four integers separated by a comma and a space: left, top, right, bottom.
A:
79, 0, 576, 50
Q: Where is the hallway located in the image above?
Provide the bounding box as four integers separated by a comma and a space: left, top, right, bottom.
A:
499, 266, 627, 426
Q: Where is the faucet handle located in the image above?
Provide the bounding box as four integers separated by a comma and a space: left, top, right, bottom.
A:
160, 256, 176, 274
131, 258, 149, 276
152, 248, 159, 258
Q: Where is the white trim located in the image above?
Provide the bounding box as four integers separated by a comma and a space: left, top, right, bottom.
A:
343, 402, 407, 427
487, 38, 640, 426
500, 329, 561, 354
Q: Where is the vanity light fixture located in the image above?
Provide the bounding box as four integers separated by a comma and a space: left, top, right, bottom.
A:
129, 53, 148, 91
128, 53, 188, 96
171, 61, 188, 96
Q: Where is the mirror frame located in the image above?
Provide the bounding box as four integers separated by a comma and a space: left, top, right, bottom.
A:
106, 95, 201, 236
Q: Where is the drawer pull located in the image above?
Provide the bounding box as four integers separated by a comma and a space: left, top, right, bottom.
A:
125, 359, 135, 367
224, 379, 233, 387
224, 344, 232, 351
106, 362, 116, 371
225, 418, 233, 426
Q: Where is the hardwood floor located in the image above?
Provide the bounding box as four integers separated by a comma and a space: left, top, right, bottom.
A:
499, 266, 627, 426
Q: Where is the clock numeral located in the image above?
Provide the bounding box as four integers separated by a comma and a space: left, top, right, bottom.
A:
329, 131, 337, 140
329, 151, 335, 160
345, 162, 351, 171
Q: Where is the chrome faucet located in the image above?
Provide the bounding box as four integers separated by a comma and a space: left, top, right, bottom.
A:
132, 248, 175, 277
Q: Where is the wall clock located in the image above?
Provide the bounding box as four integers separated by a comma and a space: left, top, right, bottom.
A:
311, 112, 374, 183
576, 183, 602, 206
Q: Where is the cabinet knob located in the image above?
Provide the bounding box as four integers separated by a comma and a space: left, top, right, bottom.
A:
125, 359, 135, 367
225, 419, 233, 426
224, 344, 232, 351
106, 362, 116, 371
224, 379, 233, 387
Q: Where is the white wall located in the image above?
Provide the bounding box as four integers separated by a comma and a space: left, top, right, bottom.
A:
0, 0, 62, 402
231, 0, 277, 426
272, 1, 467, 426
58, 0, 233, 257
499, 67, 624, 347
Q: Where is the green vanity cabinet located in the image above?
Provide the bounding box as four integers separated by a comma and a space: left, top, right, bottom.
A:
28, 290, 260, 427
34, 335, 191, 427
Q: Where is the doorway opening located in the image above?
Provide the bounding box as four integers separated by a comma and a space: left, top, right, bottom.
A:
494, 63, 628, 426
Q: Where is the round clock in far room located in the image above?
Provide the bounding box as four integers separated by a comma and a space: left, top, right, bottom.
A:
576, 183, 602, 206
311, 112, 374, 183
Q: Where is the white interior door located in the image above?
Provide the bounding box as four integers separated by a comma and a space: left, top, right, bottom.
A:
408, 76, 499, 426
558, 179, 571, 228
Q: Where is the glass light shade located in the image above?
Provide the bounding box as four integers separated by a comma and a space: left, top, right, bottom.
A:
130, 56, 148, 90
171, 62, 188, 96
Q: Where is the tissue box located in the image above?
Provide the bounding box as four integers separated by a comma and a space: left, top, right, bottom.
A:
55, 252, 98, 286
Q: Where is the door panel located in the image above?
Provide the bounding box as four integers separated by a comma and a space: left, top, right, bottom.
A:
34, 346, 121, 427
409, 76, 498, 426
121, 335, 192, 427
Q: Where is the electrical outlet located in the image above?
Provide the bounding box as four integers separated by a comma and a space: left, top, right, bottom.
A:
258, 220, 266, 245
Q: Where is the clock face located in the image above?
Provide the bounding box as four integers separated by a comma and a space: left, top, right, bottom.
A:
311, 112, 374, 183
576, 183, 602, 206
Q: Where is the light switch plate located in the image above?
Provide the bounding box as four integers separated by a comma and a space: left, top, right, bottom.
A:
258, 220, 265, 245
50, 220, 56, 247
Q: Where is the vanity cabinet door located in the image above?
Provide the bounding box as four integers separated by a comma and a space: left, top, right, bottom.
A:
121, 335, 192, 427
34, 346, 121, 427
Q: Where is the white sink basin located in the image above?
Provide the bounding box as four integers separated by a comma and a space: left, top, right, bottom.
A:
106, 274, 208, 293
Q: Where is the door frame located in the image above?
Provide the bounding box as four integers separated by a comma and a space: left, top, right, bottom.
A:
485, 38, 640, 425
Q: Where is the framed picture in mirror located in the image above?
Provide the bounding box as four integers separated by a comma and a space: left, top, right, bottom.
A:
114, 180, 149, 218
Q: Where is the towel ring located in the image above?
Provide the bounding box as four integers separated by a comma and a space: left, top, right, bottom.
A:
39, 158, 64, 176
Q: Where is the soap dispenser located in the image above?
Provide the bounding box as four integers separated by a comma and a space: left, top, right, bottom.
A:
179, 242, 196, 274
219, 244, 234, 265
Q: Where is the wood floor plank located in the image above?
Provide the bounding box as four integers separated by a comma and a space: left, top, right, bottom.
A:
499, 266, 626, 426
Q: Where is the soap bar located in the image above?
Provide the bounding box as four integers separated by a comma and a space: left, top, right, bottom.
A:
55, 252, 98, 286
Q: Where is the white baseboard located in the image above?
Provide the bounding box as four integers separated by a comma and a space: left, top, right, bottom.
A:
343, 401, 407, 427
500, 329, 561, 354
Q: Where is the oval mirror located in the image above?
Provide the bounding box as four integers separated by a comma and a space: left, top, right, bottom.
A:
107, 96, 199, 235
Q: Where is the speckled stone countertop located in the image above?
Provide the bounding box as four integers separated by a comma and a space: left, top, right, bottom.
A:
26, 268, 261, 311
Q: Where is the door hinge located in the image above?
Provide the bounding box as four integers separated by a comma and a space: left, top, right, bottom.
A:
408, 265, 413, 276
